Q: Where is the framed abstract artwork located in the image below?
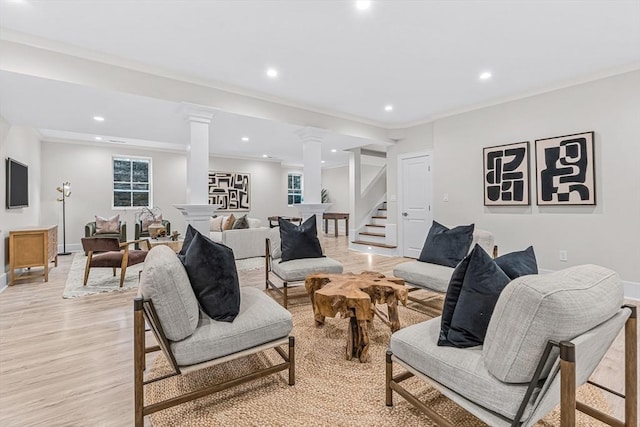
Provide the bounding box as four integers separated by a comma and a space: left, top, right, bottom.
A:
535, 131, 595, 205
483, 141, 530, 206
208, 171, 250, 211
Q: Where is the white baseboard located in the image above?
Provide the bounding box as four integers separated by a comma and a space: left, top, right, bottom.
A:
0, 272, 7, 293
58, 243, 82, 254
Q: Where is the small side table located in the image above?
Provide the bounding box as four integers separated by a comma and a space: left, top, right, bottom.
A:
268, 216, 302, 228
323, 212, 349, 237
147, 238, 184, 253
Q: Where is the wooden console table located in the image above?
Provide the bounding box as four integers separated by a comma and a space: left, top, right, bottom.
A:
323, 212, 349, 237
9, 225, 58, 286
268, 216, 302, 228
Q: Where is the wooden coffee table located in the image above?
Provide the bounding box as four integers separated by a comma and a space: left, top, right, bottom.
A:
305, 271, 407, 362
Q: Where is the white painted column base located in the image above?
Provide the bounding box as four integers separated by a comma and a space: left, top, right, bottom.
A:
174, 204, 221, 237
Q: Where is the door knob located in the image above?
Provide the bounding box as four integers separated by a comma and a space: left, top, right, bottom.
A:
402, 212, 408, 216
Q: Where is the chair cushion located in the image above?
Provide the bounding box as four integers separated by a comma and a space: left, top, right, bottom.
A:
418, 221, 474, 267
483, 264, 623, 383
272, 257, 343, 282
390, 318, 531, 421
179, 226, 241, 322
90, 249, 147, 267
269, 227, 282, 260
279, 215, 324, 262
171, 287, 293, 366
443, 245, 511, 348
95, 214, 120, 234
495, 246, 538, 280
393, 261, 453, 293
139, 245, 199, 342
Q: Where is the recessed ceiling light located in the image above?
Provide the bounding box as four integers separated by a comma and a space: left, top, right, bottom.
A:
331, 149, 337, 153
321, 160, 325, 164
241, 136, 249, 142
93, 116, 105, 122
262, 154, 268, 158
94, 136, 102, 141
384, 105, 393, 111
356, 1, 371, 10
479, 71, 492, 81
266, 68, 278, 78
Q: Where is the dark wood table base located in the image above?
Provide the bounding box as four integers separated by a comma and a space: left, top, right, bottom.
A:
322, 212, 349, 237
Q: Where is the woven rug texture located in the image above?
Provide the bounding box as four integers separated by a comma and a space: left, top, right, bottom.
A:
146, 302, 612, 426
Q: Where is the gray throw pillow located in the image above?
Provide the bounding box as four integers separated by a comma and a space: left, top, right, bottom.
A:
418, 221, 474, 267
232, 214, 250, 229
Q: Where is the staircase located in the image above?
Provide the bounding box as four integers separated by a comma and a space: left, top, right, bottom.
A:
351, 201, 397, 252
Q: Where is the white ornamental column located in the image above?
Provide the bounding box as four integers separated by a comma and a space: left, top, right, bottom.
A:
174, 103, 221, 236
294, 127, 331, 231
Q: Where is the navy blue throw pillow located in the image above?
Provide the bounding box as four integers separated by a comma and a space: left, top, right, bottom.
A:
279, 215, 324, 262
178, 226, 240, 322
495, 246, 538, 280
418, 221, 474, 268
443, 245, 511, 348
438, 254, 472, 346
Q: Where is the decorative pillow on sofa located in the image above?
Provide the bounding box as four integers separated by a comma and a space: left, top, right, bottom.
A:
178, 225, 240, 322
439, 244, 511, 348
210, 215, 224, 232
495, 246, 538, 279
232, 214, 250, 229
418, 221, 474, 267
223, 214, 236, 231
279, 215, 324, 262
95, 214, 120, 234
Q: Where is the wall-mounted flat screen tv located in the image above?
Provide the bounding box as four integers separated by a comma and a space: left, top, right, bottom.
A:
6, 158, 29, 209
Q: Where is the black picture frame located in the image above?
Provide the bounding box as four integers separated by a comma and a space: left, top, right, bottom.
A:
208, 171, 251, 211
483, 141, 530, 206
535, 131, 595, 206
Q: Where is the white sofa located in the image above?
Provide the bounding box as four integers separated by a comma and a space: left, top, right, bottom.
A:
210, 218, 269, 259
393, 228, 495, 294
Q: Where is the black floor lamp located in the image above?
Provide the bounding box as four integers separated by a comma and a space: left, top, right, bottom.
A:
56, 182, 72, 255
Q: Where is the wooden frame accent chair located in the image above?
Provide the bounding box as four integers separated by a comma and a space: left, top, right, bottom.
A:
134, 246, 295, 426
265, 227, 343, 308
80, 237, 150, 287
385, 264, 637, 426
392, 228, 496, 314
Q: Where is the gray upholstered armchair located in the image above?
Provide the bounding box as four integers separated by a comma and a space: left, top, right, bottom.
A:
134, 246, 295, 426
386, 264, 637, 426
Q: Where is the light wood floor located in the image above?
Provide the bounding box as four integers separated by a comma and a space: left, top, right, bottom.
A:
0, 236, 636, 426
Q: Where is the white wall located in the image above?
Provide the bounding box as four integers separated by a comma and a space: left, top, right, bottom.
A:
38, 142, 296, 251
0, 117, 42, 287
394, 70, 640, 285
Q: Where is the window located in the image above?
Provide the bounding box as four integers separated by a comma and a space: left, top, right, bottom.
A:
112, 156, 152, 208
287, 172, 303, 205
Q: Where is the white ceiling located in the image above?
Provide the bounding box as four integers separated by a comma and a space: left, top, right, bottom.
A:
0, 0, 639, 165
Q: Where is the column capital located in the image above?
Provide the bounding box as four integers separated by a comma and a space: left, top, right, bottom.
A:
295, 126, 328, 144
180, 102, 218, 124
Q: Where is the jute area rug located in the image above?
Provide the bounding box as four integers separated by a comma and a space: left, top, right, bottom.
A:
146, 299, 611, 426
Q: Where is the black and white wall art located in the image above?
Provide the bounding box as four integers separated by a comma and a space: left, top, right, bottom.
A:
208, 171, 250, 211
483, 141, 530, 206
535, 132, 595, 205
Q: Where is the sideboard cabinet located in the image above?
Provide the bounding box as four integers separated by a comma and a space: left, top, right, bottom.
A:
9, 225, 58, 286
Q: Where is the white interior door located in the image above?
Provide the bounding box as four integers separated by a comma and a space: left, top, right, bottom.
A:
400, 154, 433, 258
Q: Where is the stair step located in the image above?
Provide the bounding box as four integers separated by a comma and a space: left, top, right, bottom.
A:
360, 231, 385, 237
378, 208, 387, 211
365, 224, 385, 228
371, 215, 387, 219
351, 240, 397, 249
